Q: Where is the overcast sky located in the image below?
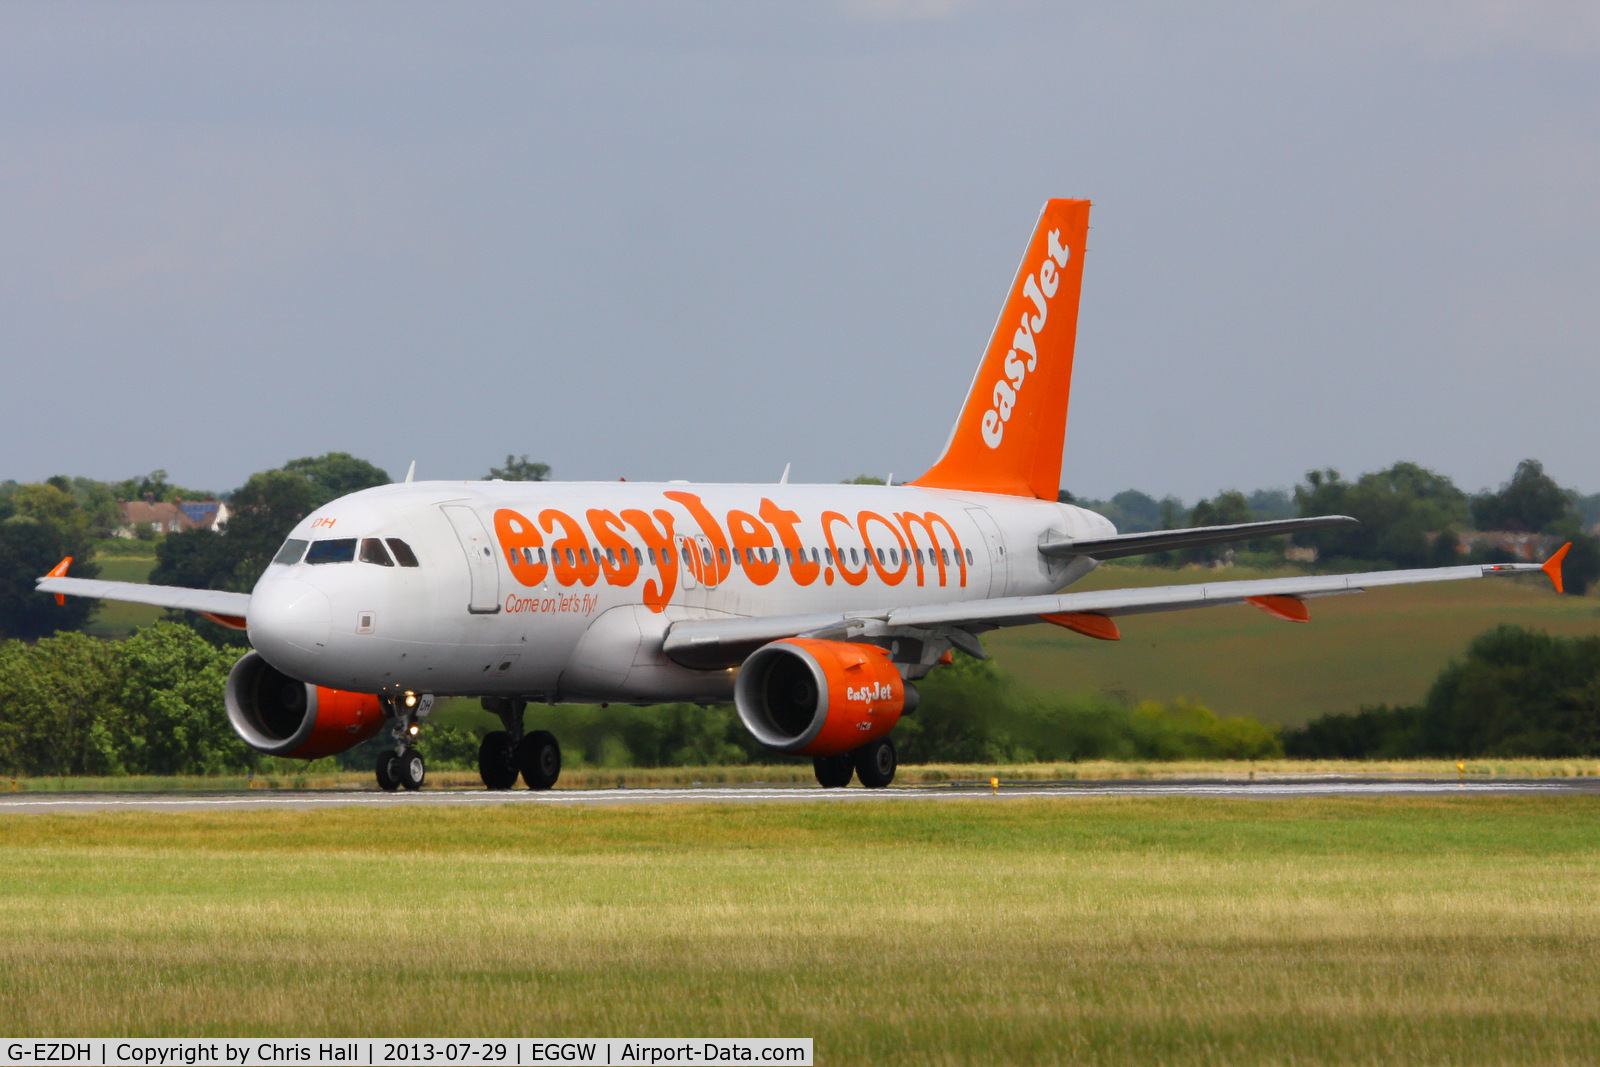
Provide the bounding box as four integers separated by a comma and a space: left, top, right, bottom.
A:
2, 1, 1596, 501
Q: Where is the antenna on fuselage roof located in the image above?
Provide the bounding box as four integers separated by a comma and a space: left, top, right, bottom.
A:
404, 460, 416, 484
886, 472, 894, 486
779, 463, 790, 485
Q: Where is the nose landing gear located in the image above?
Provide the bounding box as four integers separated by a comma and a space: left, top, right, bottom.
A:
376, 744, 426, 791
376, 694, 432, 792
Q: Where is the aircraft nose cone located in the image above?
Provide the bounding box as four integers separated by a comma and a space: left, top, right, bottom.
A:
248, 579, 332, 671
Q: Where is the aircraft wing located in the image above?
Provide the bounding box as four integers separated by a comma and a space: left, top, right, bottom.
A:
662, 550, 1567, 665
1039, 515, 1357, 560
36, 574, 251, 626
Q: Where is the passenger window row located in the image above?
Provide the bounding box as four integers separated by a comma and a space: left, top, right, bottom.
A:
279, 533, 973, 577
509, 539, 975, 575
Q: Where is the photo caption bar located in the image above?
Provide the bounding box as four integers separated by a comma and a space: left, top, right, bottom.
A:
2, 1040, 811, 1067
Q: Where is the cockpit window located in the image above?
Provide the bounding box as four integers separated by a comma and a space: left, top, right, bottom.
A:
304, 538, 358, 564
272, 538, 309, 565
359, 538, 394, 566
386, 539, 420, 567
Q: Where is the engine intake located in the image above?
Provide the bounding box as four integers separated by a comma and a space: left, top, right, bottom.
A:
734, 638, 916, 756
225, 651, 386, 759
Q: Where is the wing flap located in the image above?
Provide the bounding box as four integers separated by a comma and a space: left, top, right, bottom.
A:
1040, 515, 1357, 560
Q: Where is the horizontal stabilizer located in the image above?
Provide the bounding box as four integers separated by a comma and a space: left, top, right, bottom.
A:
1039, 515, 1357, 561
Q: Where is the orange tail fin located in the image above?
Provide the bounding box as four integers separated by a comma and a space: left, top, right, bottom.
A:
913, 199, 1090, 499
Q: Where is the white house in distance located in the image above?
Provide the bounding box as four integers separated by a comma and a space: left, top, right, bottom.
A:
115, 499, 230, 538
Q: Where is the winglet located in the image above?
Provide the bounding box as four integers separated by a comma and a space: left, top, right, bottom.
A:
1543, 542, 1571, 595
45, 556, 72, 605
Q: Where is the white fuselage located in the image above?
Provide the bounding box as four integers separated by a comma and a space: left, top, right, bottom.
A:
246, 481, 1115, 703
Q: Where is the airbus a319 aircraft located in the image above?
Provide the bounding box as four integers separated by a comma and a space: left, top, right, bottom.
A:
40, 199, 1570, 792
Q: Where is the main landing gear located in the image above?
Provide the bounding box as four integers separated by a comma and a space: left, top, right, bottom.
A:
478, 698, 562, 790
813, 736, 897, 789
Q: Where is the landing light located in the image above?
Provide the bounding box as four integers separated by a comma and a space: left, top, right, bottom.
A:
408, 724, 419, 737
404, 691, 417, 708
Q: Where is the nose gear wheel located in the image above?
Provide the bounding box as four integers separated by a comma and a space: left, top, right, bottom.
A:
375, 751, 400, 792
395, 746, 426, 790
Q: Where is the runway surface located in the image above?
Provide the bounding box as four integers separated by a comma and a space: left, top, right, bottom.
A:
3, 776, 1598, 812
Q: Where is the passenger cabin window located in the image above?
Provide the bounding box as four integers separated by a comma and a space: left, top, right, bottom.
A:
386, 539, 421, 567
305, 538, 357, 564
273, 539, 309, 565
359, 538, 395, 566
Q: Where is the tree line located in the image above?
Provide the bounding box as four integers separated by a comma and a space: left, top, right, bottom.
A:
1066, 458, 1600, 592
1283, 625, 1600, 759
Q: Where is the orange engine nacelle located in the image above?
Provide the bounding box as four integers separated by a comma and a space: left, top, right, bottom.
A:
734, 638, 916, 756
225, 651, 387, 759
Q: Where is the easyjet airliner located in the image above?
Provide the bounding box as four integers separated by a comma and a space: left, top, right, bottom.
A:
39, 200, 1569, 791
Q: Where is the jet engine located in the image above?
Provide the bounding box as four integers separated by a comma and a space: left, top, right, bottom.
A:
225, 651, 387, 759
734, 638, 917, 756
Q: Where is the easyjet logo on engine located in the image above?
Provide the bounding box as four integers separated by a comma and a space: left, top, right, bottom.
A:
847, 682, 894, 703
981, 229, 1072, 449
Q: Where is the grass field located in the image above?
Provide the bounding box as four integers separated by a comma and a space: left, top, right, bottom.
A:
81, 555, 161, 639
2, 797, 1599, 1063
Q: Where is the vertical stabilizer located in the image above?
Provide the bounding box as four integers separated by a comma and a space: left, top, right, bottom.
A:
913, 199, 1090, 499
